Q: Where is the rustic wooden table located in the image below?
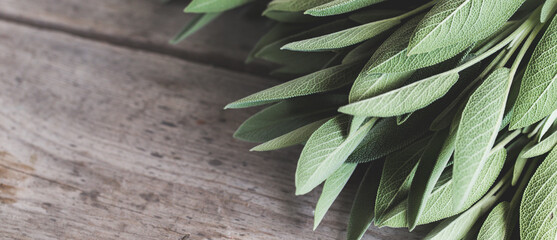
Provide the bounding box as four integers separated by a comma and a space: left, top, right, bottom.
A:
0, 1, 422, 239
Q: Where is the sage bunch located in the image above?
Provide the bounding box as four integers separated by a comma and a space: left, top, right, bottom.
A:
176, 0, 557, 239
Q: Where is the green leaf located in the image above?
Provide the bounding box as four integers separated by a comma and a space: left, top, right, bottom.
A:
396, 113, 413, 125
454, 68, 511, 210
346, 114, 429, 163
314, 163, 357, 229
251, 119, 329, 151
541, 0, 557, 23
185, 0, 254, 13
378, 148, 507, 227
247, 23, 311, 63
295, 116, 377, 195
346, 163, 381, 240
339, 72, 459, 117
511, 15, 557, 129
170, 13, 221, 44
233, 95, 345, 142
374, 138, 428, 219
342, 38, 383, 65
407, 0, 526, 55
477, 202, 511, 240
513, 141, 535, 186
305, 0, 386, 16
365, 14, 471, 74
407, 129, 454, 230
264, 0, 333, 13
349, 116, 367, 136
522, 130, 557, 158
282, 18, 400, 52
423, 171, 511, 240
348, 71, 414, 103
538, 110, 557, 141
520, 147, 557, 240
225, 61, 363, 109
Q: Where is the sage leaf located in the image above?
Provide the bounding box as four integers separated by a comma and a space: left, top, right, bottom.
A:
374, 138, 426, 220
477, 202, 510, 240
349, 116, 367, 136
407, 129, 454, 230
314, 163, 357, 229
234, 95, 345, 142
251, 119, 329, 151
247, 23, 311, 63
520, 147, 557, 240
513, 141, 535, 186
170, 13, 221, 44
348, 71, 414, 103
365, 14, 471, 74
305, 0, 386, 17
296, 116, 377, 195
541, 0, 557, 23
511, 16, 557, 129
346, 112, 430, 163
407, 0, 526, 55
454, 68, 511, 210
378, 148, 507, 227
282, 18, 400, 52
538, 110, 557, 141
264, 0, 332, 13
524, 129, 557, 158
424, 171, 511, 240
185, 0, 254, 13
339, 72, 459, 117
346, 163, 382, 240
225, 61, 363, 109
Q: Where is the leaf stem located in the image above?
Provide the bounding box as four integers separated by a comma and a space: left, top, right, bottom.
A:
493, 130, 522, 151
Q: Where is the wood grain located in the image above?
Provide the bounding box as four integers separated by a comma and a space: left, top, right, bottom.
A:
0, 20, 422, 239
0, 0, 274, 75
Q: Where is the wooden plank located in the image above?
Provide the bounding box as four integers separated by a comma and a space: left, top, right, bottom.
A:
0, 0, 274, 75
0, 21, 422, 239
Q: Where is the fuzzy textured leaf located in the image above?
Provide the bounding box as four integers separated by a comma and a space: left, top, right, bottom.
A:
346, 163, 382, 240
541, 0, 557, 23
185, 0, 254, 13
234, 95, 344, 142
251, 119, 329, 151
520, 147, 557, 240
407, 0, 526, 55
348, 71, 414, 103
339, 72, 459, 117
305, 0, 386, 16
477, 202, 510, 240
378, 148, 507, 227
454, 68, 511, 209
366, 14, 471, 73
314, 163, 357, 229
226, 62, 362, 109
523, 130, 557, 158
282, 18, 400, 52
296, 116, 376, 195
407, 129, 454, 230
375, 139, 428, 219
511, 15, 557, 129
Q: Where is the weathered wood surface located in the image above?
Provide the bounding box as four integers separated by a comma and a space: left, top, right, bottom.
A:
0, 18, 424, 239
0, 0, 273, 75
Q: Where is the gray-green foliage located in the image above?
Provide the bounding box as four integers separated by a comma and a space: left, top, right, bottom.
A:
520, 147, 557, 240
179, 0, 557, 239
511, 15, 557, 129
453, 68, 511, 209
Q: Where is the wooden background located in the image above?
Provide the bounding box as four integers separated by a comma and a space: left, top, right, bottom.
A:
0, 1, 422, 239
